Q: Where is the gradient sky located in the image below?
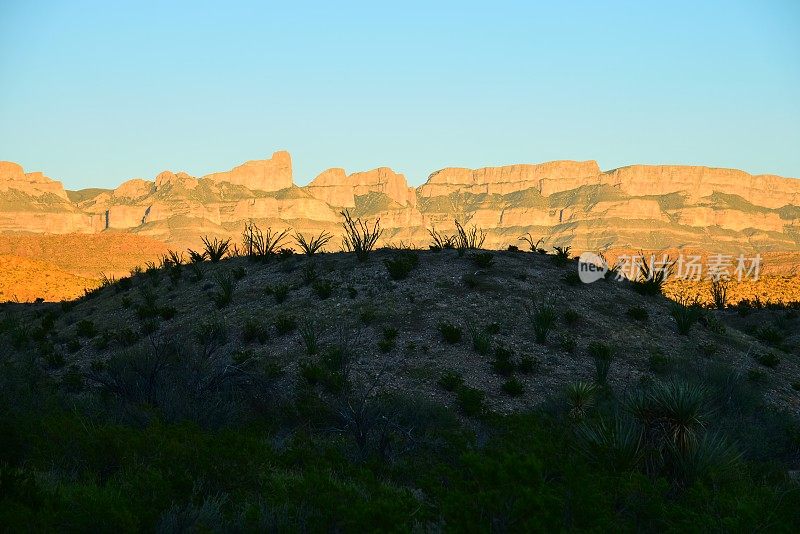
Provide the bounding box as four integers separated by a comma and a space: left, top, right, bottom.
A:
1, 0, 799, 190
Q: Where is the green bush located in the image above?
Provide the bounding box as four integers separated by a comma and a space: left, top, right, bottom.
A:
626, 306, 649, 321
438, 371, 464, 392
384, 253, 419, 280
437, 322, 462, 344
456, 385, 484, 415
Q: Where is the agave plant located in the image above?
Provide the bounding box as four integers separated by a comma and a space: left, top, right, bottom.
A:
667, 431, 741, 485
565, 381, 597, 419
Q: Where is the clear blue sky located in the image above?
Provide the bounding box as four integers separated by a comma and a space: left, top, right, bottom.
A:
1, 0, 799, 189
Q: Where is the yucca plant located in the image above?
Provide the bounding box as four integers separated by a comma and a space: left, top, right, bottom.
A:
565, 381, 597, 419
201, 236, 231, 262
667, 431, 741, 485
629, 380, 710, 454
576, 416, 645, 472
187, 249, 207, 263
341, 210, 382, 262
551, 246, 572, 267
294, 230, 333, 255
527, 303, 556, 344
670, 297, 702, 335
519, 233, 546, 253
588, 341, 614, 385
211, 271, 236, 308
631, 252, 675, 296
299, 319, 320, 355
467, 321, 492, 355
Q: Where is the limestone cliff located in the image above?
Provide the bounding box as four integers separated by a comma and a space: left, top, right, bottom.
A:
1, 153, 799, 255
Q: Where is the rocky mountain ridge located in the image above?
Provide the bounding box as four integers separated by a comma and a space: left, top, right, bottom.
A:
2, 151, 799, 254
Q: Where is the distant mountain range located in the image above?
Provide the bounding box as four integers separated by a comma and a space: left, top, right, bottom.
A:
1, 151, 799, 254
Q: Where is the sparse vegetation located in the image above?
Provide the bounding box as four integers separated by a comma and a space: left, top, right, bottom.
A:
201, 236, 231, 262
437, 321, 462, 344
437, 370, 464, 391
294, 230, 333, 255
626, 305, 649, 321
631, 253, 675, 296
528, 302, 556, 344
454, 220, 486, 256
588, 341, 614, 385
671, 297, 702, 335
2, 247, 799, 531
384, 252, 419, 280
341, 209, 382, 262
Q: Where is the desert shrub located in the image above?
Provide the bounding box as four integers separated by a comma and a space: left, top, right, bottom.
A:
755, 352, 780, 368
272, 284, 290, 304
755, 325, 783, 346
588, 342, 614, 385
626, 305, 649, 321
341, 210, 382, 262
648, 352, 675, 375
242, 221, 290, 258
384, 252, 419, 280
710, 279, 728, 309
187, 248, 206, 263
115, 328, 139, 347
359, 307, 377, 325
187, 262, 205, 283
502, 377, 524, 396
438, 371, 464, 391
561, 271, 581, 286
294, 231, 333, 255
66, 338, 81, 353
492, 346, 516, 376
670, 298, 702, 335
437, 322, 462, 344
311, 279, 333, 300
377, 338, 394, 353
274, 314, 298, 335
76, 320, 96, 338
566, 381, 597, 419
428, 226, 455, 251
93, 331, 111, 350
519, 233, 546, 253
454, 220, 486, 256
558, 333, 576, 353
631, 254, 675, 296
551, 246, 572, 267
231, 266, 246, 280
195, 317, 228, 349
456, 385, 484, 416
212, 272, 236, 309
242, 318, 268, 344
470, 252, 494, 268
563, 309, 581, 325
467, 322, 491, 355
299, 320, 319, 355
201, 236, 231, 262
141, 318, 159, 335
300, 263, 317, 285
528, 303, 555, 344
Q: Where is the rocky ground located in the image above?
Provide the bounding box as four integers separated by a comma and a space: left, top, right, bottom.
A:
5, 246, 798, 418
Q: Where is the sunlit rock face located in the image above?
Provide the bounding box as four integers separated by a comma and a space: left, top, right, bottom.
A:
202, 151, 293, 192
1, 153, 798, 255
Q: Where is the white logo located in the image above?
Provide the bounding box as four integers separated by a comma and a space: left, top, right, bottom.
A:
578, 252, 608, 283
